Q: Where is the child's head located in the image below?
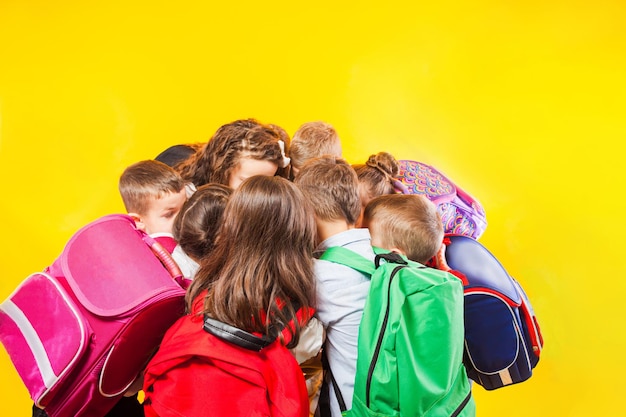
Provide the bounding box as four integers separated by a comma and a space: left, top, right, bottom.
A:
353, 152, 399, 208
290, 121, 342, 178
154, 143, 203, 168
363, 194, 443, 264
118, 160, 187, 235
172, 183, 232, 262
294, 155, 361, 226
189, 175, 316, 347
177, 119, 290, 189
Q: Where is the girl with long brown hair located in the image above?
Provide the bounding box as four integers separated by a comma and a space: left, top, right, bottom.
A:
143, 175, 317, 417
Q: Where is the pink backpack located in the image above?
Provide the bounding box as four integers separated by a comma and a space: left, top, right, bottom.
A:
394, 160, 488, 239
0, 214, 187, 417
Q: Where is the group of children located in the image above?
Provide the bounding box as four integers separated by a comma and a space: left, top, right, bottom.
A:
36, 118, 475, 416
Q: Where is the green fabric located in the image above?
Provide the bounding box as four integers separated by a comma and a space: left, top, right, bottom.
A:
321, 247, 475, 417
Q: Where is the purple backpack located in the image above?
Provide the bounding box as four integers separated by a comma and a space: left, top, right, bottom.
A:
0, 214, 186, 417
394, 160, 487, 239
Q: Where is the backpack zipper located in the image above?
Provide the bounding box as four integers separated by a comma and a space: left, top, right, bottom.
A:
365, 264, 406, 407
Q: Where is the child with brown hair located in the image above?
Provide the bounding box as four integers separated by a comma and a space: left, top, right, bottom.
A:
32, 160, 187, 417
294, 155, 372, 417
352, 151, 400, 226
143, 176, 318, 417
176, 118, 290, 190
170, 183, 233, 279
289, 121, 342, 178
118, 160, 187, 244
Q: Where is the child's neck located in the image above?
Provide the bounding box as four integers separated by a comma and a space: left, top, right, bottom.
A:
317, 219, 354, 243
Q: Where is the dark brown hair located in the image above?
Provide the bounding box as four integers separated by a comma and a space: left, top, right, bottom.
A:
176, 119, 285, 187
364, 194, 443, 263
172, 183, 233, 261
294, 155, 361, 225
187, 176, 316, 348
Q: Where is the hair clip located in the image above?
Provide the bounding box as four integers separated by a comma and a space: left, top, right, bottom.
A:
392, 179, 410, 195
277, 140, 291, 168
185, 182, 197, 198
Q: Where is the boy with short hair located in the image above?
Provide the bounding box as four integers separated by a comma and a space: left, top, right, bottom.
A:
290, 121, 342, 178
294, 155, 373, 417
361, 193, 476, 416
119, 160, 187, 252
32, 160, 186, 417
363, 193, 443, 264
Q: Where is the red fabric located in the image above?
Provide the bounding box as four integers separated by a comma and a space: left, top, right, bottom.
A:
143, 292, 309, 417
152, 235, 178, 254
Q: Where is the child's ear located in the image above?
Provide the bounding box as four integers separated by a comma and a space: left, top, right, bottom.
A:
390, 247, 406, 257
128, 213, 146, 231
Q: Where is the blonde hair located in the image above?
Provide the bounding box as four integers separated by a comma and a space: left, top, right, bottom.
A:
119, 160, 185, 214
364, 194, 443, 263
353, 152, 399, 208
294, 155, 361, 225
290, 121, 341, 172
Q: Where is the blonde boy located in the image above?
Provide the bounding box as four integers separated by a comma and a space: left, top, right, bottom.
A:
290, 121, 342, 178
363, 193, 443, 263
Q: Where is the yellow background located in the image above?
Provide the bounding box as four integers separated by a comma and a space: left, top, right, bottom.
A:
1, 1, 624, 415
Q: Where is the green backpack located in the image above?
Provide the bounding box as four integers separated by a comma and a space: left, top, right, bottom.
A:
320, 247, 475, 417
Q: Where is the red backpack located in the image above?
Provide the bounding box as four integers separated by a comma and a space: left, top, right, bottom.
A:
143, 293, 310, 417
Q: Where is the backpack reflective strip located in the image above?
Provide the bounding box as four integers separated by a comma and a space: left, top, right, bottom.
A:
1, 300, 58, 387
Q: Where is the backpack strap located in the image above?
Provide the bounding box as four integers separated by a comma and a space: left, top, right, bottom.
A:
318, 349, 348, 416
320, 246, 408, 274
319, 246, 376, 276
317, 247, 408, 415
203, 316, 277, 352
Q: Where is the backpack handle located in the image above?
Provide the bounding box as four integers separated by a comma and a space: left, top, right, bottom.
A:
142, 235, 186, 287
203, 316, 278, 351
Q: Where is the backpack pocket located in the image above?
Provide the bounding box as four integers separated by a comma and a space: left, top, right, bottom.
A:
463, 290, 533, 389
0, 272, 92, 407
99, 293, 185, 397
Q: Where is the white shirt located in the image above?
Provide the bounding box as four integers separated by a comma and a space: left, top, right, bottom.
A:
171, 244, 200, 280
313, 228, 374, 417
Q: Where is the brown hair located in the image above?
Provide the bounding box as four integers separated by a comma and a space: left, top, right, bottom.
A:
187, 176, 316, 348
176, 119, 285, 187
172, 183, 233, 261
118, 160, 185, 214
364, 194, 443, 263
290, 121, 341, 173
353, 152, 399, 208
294, 155, 361, 225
